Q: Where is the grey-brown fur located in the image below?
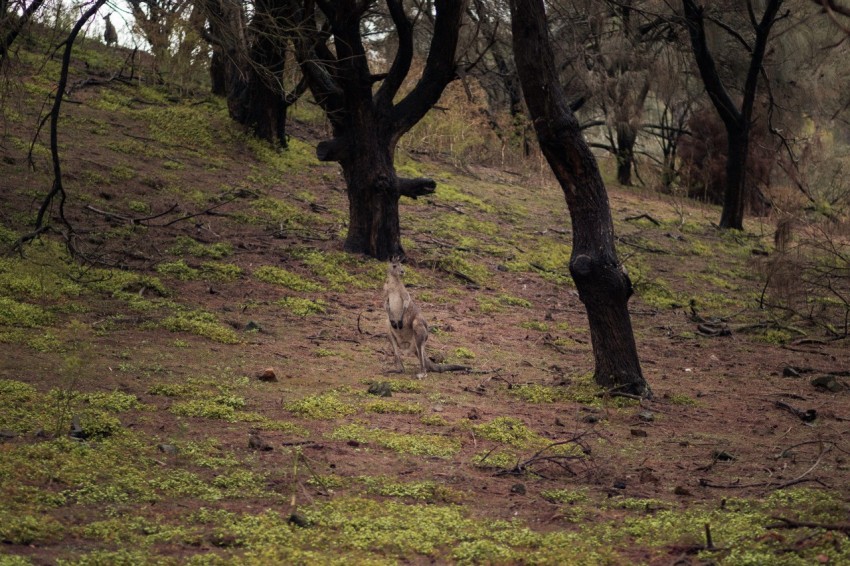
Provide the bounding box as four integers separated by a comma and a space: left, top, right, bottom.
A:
383, 259, 469, 378
104, 14, 118, 47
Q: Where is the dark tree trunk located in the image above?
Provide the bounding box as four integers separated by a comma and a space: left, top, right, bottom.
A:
209, 47, 227, 96
291, 0, 465, 260
509, 0, 650, 397
616, 125, 636, 186
341, 140, 403, 259
720, 128, 748, 229
682, 0, 783, 231
237, 0, 291, 146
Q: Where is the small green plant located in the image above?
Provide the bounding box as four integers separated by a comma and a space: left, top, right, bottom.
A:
520, 321, 549, 332
156, 260, 200, 281
161, 310, 239, 344
453, 347, 475, 360
541, 488, 589, 505
509, 384, 562, 403
420, 414, 449, 426
285, 392, 355, 420
472, 417, 538, 447
330, 424, 461, 458
168, 236, 233, 259
254, 265, 323, 292
364, 400, 423, 414
276, 297, 327, 316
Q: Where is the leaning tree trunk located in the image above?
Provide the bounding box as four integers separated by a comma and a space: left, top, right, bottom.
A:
719, 127, 748, 229
509, 0, 650, 397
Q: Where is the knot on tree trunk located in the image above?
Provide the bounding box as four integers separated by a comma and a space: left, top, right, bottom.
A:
570, 254, 633, 301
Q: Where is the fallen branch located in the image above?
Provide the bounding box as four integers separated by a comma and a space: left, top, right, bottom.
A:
766, 516, 850, 535
624, 213, 661, 226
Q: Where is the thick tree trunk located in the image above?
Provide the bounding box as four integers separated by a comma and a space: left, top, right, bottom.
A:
719, 129, 748, 229
341, 140, 403, 260
509, 0, 650, 397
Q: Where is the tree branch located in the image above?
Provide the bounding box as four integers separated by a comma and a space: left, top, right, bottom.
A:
374, 0, 413, 110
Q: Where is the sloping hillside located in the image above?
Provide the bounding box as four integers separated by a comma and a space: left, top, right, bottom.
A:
1, 40, 849, 565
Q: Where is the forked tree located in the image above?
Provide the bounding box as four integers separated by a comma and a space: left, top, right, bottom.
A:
681, 0, 784, 230
285, 0, 466, 260
508, 0, 651, 397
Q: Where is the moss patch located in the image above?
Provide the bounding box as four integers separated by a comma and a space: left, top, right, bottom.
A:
329, 424, 460, 458
285, 392, 356, 420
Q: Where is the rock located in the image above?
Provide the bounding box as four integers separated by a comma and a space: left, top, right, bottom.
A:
288, 513, 311, 528
367, 382, 392, 397
245, 320, 262, 332
467, 408, 480, 420
582, 414, 600, 424
258, 368, 278, 382
69, 415, 87, 440
630, 428, 648, 438
157, 443, 178, 455
712, 450, 736, 461
510, 483, 526, 495
782, 366, 801, 378
638, 411, 655, 422
811, 375, 844, 393
673, 485, 693, 496
248, 433, 273, 451
613, 480, 627, 490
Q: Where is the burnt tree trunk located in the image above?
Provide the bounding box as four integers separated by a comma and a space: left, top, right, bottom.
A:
291, 0, 465, 260
509, 0, 650, 397
720, 127, 749, 229
616, 125, 637, 186
682, 0, 783, 230
237, 0, 292, 146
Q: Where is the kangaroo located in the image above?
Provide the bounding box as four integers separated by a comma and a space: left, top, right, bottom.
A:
383, 259, 469, 379
104, 14, 118, 47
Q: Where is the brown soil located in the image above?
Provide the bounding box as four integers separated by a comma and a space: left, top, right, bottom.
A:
0, 40, 849, 564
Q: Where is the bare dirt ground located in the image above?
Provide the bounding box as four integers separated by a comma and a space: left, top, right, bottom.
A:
1, 40, 849, 565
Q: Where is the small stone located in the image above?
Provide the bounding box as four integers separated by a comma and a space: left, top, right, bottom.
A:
245, 320, 262, 332
258, 368, 278, 382
367, 382, 392, 397
811, 375, 844, 393
510, 483, 526, 495
467, 408, 480, 420
288, 513, 311, 528
712, 450, 736, 461
69, 415, 87, 440
638, 411, 655, 422
347, 440, 360, 447
582, 414, 600, 424
613, 480, 627, 490
782, 366, 801, 378
157, 443, 178, 455
673, 485, 692, 496
248, 433, 273, 451
431, 404, 444, 413
630, 428, 648, 438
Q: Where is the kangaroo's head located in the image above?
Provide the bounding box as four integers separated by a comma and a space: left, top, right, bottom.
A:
388, 256, 405, 278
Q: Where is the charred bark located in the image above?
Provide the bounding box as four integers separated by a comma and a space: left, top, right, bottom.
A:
289, 0, 466, 260
509, 0, 650, 397
682, 0, 783, 230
